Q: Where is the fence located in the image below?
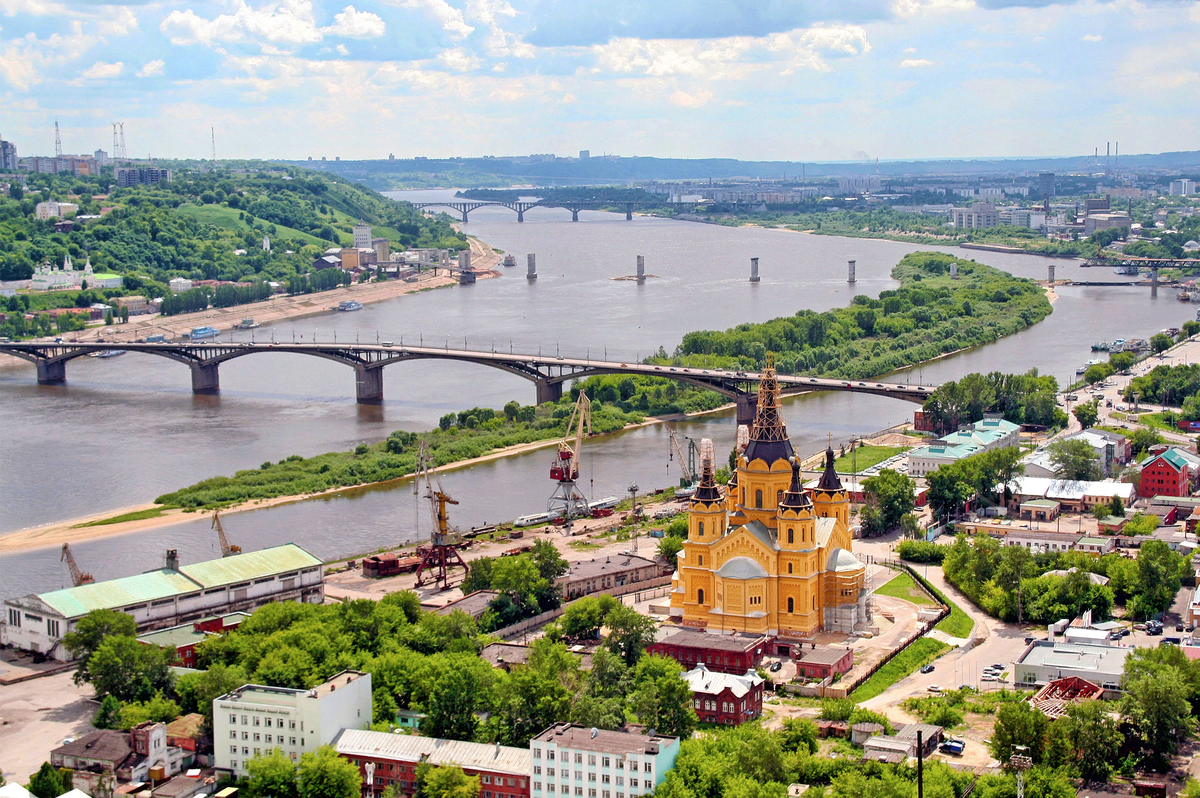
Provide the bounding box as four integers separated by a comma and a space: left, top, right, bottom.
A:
834, 562, 951, 698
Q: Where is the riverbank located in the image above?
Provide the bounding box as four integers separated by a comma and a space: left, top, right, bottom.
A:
0, 408, 670, 555
0, 236, 501, 369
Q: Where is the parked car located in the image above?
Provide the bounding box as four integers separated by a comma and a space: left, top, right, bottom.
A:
770, 661, 783, 673
921, 664, 935, 674
926, 685, 942, 693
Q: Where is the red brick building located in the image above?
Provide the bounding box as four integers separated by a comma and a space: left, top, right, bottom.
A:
135, 612, 249, 667
334, 729, 530, 798
682, 663, 764, 725
794, 646, 854, 680
646, 628, 768, 674
1139, 449, 1197, 498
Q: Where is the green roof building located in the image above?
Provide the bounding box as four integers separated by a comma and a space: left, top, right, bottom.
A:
3, 543, 323, 662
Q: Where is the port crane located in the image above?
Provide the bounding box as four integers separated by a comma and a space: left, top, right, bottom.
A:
212, 510, 242, 557
413, 441, 468, 589
548, 390, 592, 520
61, 543, 94, 586
667, 426, 699, 489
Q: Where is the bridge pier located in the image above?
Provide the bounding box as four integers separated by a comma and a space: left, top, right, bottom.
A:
1152, 266, 1159, 298
517, 210, 524, 223
190, 362, 220, 394
355, 365, 384, 405
736, 394, 757, 426
461, 210, 470, 223
625, 204, 633, 221
37, 360, 66, 384
536, 379, 563, 405
571, 209, 579, 222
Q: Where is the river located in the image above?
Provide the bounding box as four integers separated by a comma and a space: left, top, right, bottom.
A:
0, 190, 1188, 597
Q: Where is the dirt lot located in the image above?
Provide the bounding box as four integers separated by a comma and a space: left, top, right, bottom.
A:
0, 670, 95, 785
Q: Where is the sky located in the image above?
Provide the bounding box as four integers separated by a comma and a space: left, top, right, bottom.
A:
0, 0, 1197, 162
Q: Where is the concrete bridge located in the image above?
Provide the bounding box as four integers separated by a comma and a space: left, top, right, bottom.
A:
412, 199, 716, 223
0, 340, 935, 420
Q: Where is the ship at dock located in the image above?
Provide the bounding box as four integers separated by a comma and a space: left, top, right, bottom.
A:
336, 300, 363, 312
236, 318, 260, 329
502, 254, 517, 268
186, 326, 219, 340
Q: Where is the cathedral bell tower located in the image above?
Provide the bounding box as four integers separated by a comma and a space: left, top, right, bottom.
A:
811, 445, 850, 528
777, 460, 814, 550
735, 366, 795, 529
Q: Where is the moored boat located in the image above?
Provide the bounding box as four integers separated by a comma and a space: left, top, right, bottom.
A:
187, 326, 219, 340
236, 318, 260, 329
337, 300, 363, 311
502, 254, 517, 267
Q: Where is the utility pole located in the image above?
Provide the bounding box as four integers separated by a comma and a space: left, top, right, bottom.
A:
1010, 748, 1033, 798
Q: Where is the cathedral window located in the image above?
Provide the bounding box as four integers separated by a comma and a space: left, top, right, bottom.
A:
755, 490, 763, 509
698, 521, 704, 536
697, 589, 704, 605
787, 598, 794, 613
698, 555, 703, 566
787, 529, 793, 544
777, 490, 783, 506
788, 563, 793, 574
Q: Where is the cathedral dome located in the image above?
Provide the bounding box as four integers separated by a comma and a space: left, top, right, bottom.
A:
826, 548, 863, 573
717, 557, 768, 580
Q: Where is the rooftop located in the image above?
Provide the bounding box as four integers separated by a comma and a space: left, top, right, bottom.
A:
653, 628, 767, 653
533, 723, 677, 756
52, 729, 133, 765
136, 624, 211, 650
562, 554, 658, 582
682, 664, 763, 698
219, 670, 368, 706
430, 590, 499, 619
481, 642, 594, 670
796, 646, 853, 667
1017, 641, 1132, 675
334, 729, 531, 775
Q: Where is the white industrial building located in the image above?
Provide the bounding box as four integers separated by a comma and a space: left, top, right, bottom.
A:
214, 670, 372, 775
2, 544, 324, 661
1013, 640, 1131, 690
531, 723, 680, 798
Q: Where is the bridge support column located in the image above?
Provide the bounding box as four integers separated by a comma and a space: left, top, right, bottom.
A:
461, 210, 470, 223
517, 210, 524, 222
571, 209, 579, 222
625, 204, 633, 221
736, 394, 757, 426
37, 360, 66, 384
190, 362, 220, 394
1152, 266, 1159, 298
355, 365, 384, 404
536, 379, 563, 405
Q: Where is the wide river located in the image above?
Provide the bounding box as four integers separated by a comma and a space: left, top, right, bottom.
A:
0, 190, 1188, 597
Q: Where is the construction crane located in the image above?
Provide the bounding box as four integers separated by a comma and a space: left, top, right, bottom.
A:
667, 426, 699, 488
60, 543, 94, 586
548, 390, 592, 520
212, 510, 242, 557
413, 442, 468, 589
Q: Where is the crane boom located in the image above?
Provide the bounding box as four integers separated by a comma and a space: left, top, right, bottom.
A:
413, 441, 467, 589
667, 426, 695, 484
212, 510, 241, 556
548, 391, 593, 520
60, 543, 94, 586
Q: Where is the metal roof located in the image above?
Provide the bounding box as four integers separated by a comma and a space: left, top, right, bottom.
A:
717, 556, 768, 580
683, 663, 763, 698
180, 544, 321, 588
39, 569, 202, 618
334, 729, 531, 775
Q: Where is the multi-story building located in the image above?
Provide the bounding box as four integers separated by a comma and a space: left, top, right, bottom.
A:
214, 670, 372, 775
1138, 447, 1200, 498
670, 368, 867, 637
116, 167, 172, 187
952, 203, 999, 229
22, 156, 97, 175
353, 224, 373, 250
2, 544, 324, 661
34, 201, 79, 220
837, 176, 881, 194
135, 612, 249, 667
1170, 179, 1196, 196
906, 416, 1019, 478
371, 238, 391, 262
557, 555, 663, 601
1084, 212, 1132, 236
646, 628, 768, 672
682, 663, 764, 725
1038, 172, 1055, 199
530, 724, 679, 798
0, 135, 17, 170
334, 730, 531, 798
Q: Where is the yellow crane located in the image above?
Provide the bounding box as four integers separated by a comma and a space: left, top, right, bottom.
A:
212, 510, 242, 557
548, 390, 592, 519
61, 543, 94, 586
413, 442, 467, 589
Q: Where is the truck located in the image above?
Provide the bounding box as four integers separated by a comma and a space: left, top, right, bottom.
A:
939, 739, 966, 756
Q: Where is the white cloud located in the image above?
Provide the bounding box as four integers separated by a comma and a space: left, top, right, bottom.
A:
0, 11, 136, 90
669, 88, 712, 107
437, 47, 481, 71
904, 46, 917, 53
326, 5, 385, 38
1082, 34, 1102, 41
136, 58, 164, 77
892, 0, 974, 17
336, 42, 349, 54
387, 0, 473, 38
900, 57, 934, 67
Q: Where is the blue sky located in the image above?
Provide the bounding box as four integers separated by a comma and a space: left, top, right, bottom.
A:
1, 0, 1196, 161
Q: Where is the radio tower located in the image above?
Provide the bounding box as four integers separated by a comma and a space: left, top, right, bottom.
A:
211, 127, 217, 165
118, 123, 127, 160
54, 120, 62, 158
112, 123, 120, 160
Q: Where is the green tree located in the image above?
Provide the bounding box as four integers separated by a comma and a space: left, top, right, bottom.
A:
779, 717, 819, 754
175, 663, 249, 731
118, 691, 182, 730
1108, 495, 1124, 517
93, 694, 122, 729
1128, 428, 1165, 457
298, 745, 361, 798
657, 534, 684, 563
247, 748, 300, 798
1059, 701, 1122, 782
27, 763, 65, 798
603, 603, 657, 665
87, 635, 175, 702
861, 468, 916, 530
629, 655, 698, 739
1122, 667, 1192, 759
989, 701, 1048, 766
417, 765, 480, 798
1047, 438, 1101, 481
1072, 400, 1099, 430
62, 609, 137, 686
1132, 539, 1184, 618
1151, 333, 1173, 354
424, 664, 480, 741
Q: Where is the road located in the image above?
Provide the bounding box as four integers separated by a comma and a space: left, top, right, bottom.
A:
0, 671, 95, 784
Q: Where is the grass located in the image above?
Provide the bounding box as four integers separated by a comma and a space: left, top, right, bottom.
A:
850, 638, 951, 702
73, 507, 167, 527
935, 599, 975, 639
874, 572, 930, 603
177, 204, 334, 247
1135, 412, 1180, 433
833, 445, 910, 474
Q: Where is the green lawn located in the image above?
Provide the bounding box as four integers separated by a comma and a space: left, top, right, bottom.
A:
1134, 412, 1181, 433
177, 204, 336, 247
875, 570, 975, 639
73, 507, 166, 527
850, 638, 951, 702
833, 445, 910, 474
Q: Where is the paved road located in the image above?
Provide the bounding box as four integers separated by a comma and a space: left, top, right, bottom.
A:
0, 671, 94, 784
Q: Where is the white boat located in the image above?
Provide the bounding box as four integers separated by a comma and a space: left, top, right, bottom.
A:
236, 318, 260, 329
337, 300, 363, 312
513, 511, 558, 527
587, 497, 619, 512
89, 349, 126, 358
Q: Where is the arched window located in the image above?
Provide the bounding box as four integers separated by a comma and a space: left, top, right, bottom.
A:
698, 555, 703, 566
755, 489, 763, 508
788, 562, 793, 574
698, 521, 705, 536
787, 597, 794, 614
787, 528, 794, 544
697, 588, 705, 605
777, 490, 783, 506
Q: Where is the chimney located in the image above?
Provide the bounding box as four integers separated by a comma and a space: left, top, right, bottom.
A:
165, 549, 179, 571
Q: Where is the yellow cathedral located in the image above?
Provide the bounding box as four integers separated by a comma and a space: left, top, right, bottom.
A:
669, 367, 868, 638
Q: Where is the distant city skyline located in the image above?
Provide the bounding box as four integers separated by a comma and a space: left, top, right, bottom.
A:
1, 0, 1196, 162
